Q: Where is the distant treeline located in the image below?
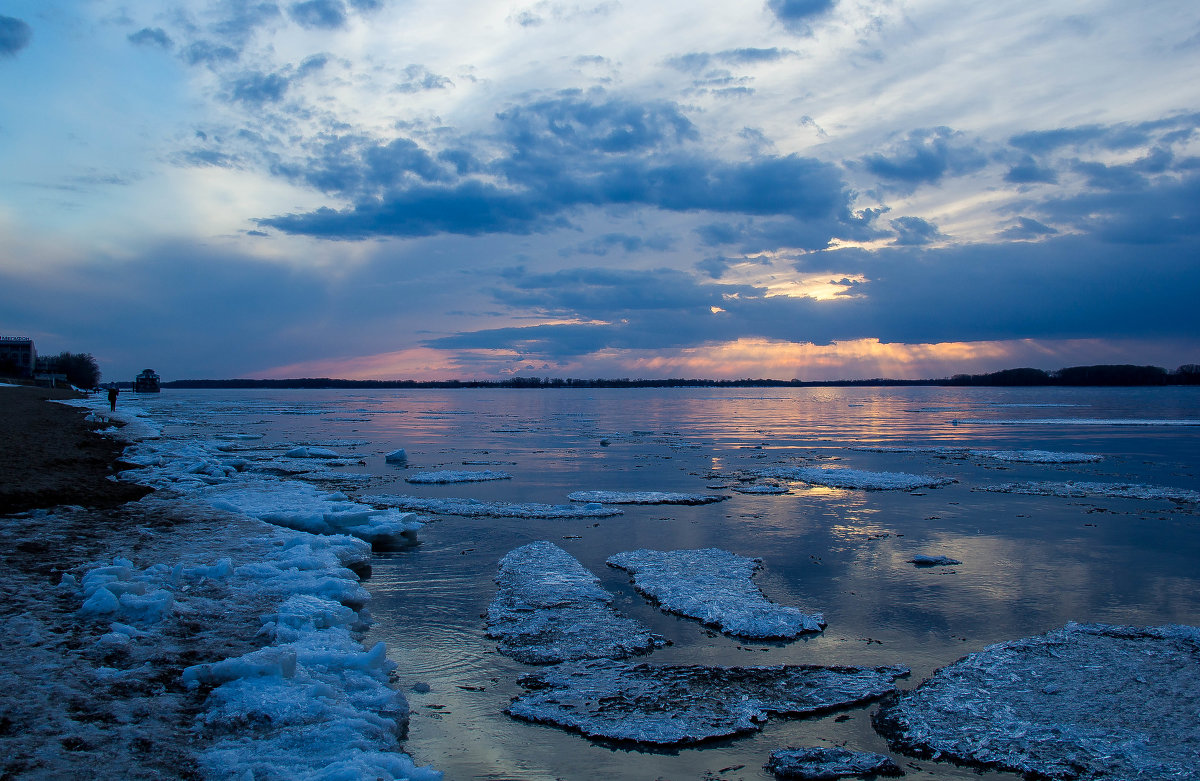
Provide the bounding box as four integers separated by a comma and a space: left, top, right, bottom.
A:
157, 364, 1200, 390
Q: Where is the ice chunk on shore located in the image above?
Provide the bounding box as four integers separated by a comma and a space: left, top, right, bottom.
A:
508, 659, 908, 745
204, 480, 422, 546
757, 466, 953, 491
766, 747, 902, 779
405, 469, 512, 484
567, 490, 729, 505
607, 548, 824, 639
979, 480, 1200, 503
908, 554, 961, 567
486, 541, 664, 664
873, 623, 1200, 780
367, 495, 623, 518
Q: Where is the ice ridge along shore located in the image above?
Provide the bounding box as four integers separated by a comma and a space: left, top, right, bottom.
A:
486, 541, 665, 664
47, 394, 441, 780
607, 548, 826, 639
873, 622, 1200, 780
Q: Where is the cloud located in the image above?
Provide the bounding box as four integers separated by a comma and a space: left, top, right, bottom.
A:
890, 216, 943, 246
128, 27, 174, 49
289, 0, 347, 29
184, 40, 240, 66
0, 15, 32, 58
394, 64, 453, 93
766, 0, 835, 35
228, 70, 291, 105
667, 47, 796, 72
860, 127, 988, 192
563, 232, 674, 256
256, 92, 861, 240
1004, 155, 1057, 184
997, 217, 1057, 240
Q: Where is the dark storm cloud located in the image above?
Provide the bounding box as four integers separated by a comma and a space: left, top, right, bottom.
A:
890, 216, 943, 246
0, 15, 32, 58
766, 0, 835, 35
257, 92, 861, 240
997, 217, 1057, 240
289, 0, 347, 29
128, 27, 174, 49
860, 127, 987, 192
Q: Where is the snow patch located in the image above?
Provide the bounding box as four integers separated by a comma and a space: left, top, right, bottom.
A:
607, 548, 825, 639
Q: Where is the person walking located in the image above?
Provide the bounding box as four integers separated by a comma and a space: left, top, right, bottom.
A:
108, 386, 119, 412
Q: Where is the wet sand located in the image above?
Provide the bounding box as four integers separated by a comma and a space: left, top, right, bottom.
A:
0, 386, 152, 515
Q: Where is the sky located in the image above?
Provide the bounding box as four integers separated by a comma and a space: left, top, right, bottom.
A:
1, 0, 1198, 382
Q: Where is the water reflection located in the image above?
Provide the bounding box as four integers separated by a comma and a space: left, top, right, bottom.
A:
145, 387, 1199, 780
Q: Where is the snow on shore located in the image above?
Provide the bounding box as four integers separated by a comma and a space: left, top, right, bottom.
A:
486, 541, 665, 664
40, 394, 440, 779
607, 548, 825, 639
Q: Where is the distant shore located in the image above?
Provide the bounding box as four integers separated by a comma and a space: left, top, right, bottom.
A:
0, 386, 152, 515
150, 363, 1200, 390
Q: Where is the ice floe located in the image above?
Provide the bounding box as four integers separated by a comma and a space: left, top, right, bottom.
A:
766, 747, 902, 779
204, 481, 422, 547
756, 466, 953, 491
607, 548, 825, 639
508, 659, 908, 745
566, 490, 729, 505
405, 469, 513, 484
486, 541, 665, 664
732, 483, 791, 494
385, 448, 408, 463
873, 623, 1200, 780
908, 555, 961, 567
285, 445, 340, 458
852, 445, 1102, 463
979, 480, 1200, 503
367, 495, 623, 518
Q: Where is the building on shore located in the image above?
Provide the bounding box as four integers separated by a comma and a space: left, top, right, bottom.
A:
133, 369, 161, 393
0, 336, 36, 378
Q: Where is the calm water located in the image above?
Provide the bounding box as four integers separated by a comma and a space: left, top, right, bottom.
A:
152, 386, 1200, 780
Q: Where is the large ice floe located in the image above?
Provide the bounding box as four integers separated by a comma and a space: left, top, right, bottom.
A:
952, 417, 1200, 426
367, 494, 623, 518
566, 490, 729, 504
765, 746, 902, 779
508, 659, 909, 745
404, 469, 512, 484
979, 480, 1200, 503
755, 466, 953, 491
873, 623, 1200, 780
607, 548, 825, 639
486, 541, 665, 664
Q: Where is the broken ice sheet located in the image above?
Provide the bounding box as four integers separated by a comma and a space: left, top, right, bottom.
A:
405, 469, 512, 484
873, 622, 1200, 780
607, 548, 825, 639
978, 480, 1200, 503
508, 659, 908, 746
367, 495, 623, 519
486, 541, 665, 664
567, 490, 729, 504
766, 746, 902, 779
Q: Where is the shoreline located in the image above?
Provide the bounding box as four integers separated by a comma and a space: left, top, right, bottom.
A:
0, 386, 153, 515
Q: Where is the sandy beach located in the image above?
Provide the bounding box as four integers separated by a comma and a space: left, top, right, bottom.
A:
0, 386, 151, 515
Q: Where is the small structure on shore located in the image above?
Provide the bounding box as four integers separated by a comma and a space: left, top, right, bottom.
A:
133, 369, 161, 393
0, 335, 36, 378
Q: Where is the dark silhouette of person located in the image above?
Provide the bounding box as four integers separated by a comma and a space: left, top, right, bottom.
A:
108, 386, 119, 412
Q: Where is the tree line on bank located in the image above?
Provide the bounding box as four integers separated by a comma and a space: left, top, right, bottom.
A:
158, 364, 1200, 390
0, 352, 101, 389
